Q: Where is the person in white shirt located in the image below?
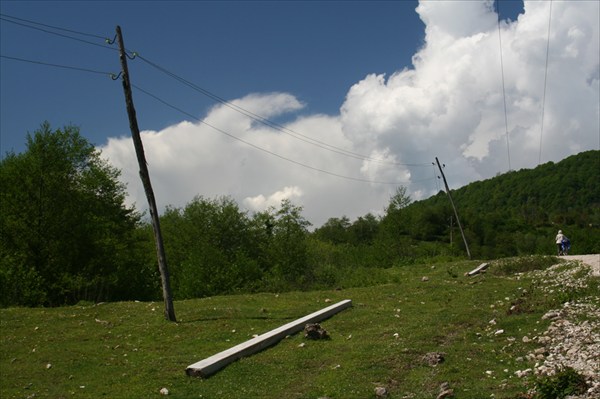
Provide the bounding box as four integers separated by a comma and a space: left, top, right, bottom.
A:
555, 230, 567, 255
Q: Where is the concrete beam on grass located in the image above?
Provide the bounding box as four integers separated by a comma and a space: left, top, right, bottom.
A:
186, 299, 352, 378
466, 262, 489, 276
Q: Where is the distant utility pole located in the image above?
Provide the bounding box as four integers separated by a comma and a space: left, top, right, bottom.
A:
449, 216, 453, 246
435, 157, 471, 260
116, 26, 177, 322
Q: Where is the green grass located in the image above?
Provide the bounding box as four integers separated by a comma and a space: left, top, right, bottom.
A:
1, 257, 593, 399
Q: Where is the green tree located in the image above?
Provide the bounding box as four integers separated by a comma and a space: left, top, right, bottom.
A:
0, 123, 148, 306
160, 195, 261, 299
348, 213, 379, 245
269, 199, 311, 286
376, 186, 413, 263
313, 216, 351, 244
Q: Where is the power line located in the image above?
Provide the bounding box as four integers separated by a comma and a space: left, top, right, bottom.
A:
0, 13, 107, 40
136, 54, 428, 167
496, 0, 512, 172
2, 12, 428, 168
131, 83, 415, 186
134, 54, 430, 168
0, 14, 116, 51
0, 54, 117, 77
538, 0, 553, 165
2, 13, 432, 177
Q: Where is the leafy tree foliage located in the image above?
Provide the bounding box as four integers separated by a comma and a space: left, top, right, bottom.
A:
0, 123, 154, 306
269, 199, 312, 286
310, 151, 598, 268
2, 125, 596, 307
158, 197, 311, 298
313, 216, 351, 244
159, 196, 260, 299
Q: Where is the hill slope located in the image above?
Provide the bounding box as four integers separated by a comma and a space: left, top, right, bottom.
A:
401, 150, 600, 256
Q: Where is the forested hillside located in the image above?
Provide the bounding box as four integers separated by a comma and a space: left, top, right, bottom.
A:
394, 150, 600, 258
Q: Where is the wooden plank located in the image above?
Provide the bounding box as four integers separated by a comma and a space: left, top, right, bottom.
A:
186, 299, 352, 378
466, 262, 489, 276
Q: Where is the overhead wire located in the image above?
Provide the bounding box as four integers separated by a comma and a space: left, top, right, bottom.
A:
134, 54, 430, 168
0, 49, 420, 185
131, 83, 425, 186
496, 0, 512, 172
0, 13, 116, 51
2, 12, 434, 184
538, 0, 553, 165
2, 11, 429, 168
0, 54, 118, 78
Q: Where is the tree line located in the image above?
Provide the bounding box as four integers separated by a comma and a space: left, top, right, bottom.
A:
1, 124, 598, 307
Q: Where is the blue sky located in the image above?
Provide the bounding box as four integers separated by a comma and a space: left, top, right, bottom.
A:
2, 1, 425, 152
2, 1, 598, 227
1, 0, 525, 154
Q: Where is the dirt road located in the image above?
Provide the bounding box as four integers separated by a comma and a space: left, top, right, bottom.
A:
562, 254, 600, 277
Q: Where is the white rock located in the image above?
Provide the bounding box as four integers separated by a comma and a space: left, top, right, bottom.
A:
160, 387, 169, 395
542, 311, 560, 320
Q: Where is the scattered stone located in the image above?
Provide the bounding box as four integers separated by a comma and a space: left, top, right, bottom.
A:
537, 336, 551, 345
515, 368, 532, 378
375, 386, 388, 397
437, 388, 454, 399
422, 352, 445, 366
521, 260, 600, 398
494, 329, 505, 335
304, 323, 329, 340
159, 387, 169, 395
542, 310, 560, 320
522, 336, 531, 343
421, 276, 430, 282
437, 382, 454, 399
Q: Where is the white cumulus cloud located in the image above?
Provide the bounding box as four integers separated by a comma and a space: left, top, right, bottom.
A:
101, 0, 599, 228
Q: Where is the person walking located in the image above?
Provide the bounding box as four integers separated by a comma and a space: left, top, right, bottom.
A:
555, 230, 566, 255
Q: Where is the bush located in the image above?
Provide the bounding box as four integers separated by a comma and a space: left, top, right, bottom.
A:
0, 254, 47, 307
534, 367, 587, 399
491, 256, 558, 276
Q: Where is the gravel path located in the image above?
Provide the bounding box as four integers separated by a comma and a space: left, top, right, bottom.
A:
518, 254, 600, 398
562, 254, 600, 277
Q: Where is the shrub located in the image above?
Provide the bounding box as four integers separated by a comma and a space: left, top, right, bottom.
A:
534, 367, 587, 399
491, 255, 558, 276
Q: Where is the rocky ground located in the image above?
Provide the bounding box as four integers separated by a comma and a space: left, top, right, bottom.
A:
518, 255, 599, 398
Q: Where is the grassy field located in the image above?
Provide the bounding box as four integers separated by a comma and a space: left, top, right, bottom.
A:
1, 257, 592, 399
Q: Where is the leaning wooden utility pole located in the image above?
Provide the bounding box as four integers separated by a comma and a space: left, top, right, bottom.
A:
435, 157, 471, 260
116, 26, 176, 321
